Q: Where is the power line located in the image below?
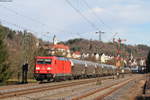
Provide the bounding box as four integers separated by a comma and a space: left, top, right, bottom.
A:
0, 17, 84, 42
65, 0, 99, 30
0, 5, 45, 26
65, 0, 114, 41
1, 3, 111, 41
0, 18, 39, 34
82, 0, 119, 42
0, 3, 110, 41
82, 0, 112, 30
81, 0, 121, 42
0, 5, 84, 38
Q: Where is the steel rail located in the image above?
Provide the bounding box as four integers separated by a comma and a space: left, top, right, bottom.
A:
72, 78, 133, 100
0, 77, 112, 99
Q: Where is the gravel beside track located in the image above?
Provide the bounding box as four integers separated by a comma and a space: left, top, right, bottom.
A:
103, 75, 145, 100
0, 78, 100, 94
0, 83, 38, 91
1, 80, 97, 100
0, 74, 143, 100
0, 76, 113, 100
72, 77, 133, 100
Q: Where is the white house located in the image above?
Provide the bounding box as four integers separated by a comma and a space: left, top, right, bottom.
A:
101, 53, 113, 63
72, 51, 81, 59
95, 53, 100, 60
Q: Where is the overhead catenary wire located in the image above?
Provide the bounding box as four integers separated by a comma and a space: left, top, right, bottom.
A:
65, 0, 117, 42
0, 5, 45, 26
0, 5, 60, 31
82, 0, 112, 31
0, 2, 92, 41
0, 2, 115, 42
0, 17, 54, 43
0, 18, 38, 34
81, 0, 121, 42
0, 4, 84, 39
65, 0, 99, 31
0, 16, 83, 42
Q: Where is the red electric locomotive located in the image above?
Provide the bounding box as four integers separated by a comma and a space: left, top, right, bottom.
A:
34, 56, 72, 81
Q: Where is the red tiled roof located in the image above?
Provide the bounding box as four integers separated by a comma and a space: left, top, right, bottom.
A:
51, 44, 69, 50
74, 51, 81, 55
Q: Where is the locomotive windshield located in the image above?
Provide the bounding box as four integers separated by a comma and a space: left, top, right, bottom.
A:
36, 59, 52, 64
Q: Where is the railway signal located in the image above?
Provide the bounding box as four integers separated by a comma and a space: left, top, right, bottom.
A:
113, 38, 127, 78
113, 38, 127, 57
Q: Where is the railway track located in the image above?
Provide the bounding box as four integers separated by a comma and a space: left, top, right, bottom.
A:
0, 76, 113, 99
72, 75, 142, 100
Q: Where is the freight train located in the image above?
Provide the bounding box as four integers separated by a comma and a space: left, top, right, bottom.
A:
34, 56, 130, 82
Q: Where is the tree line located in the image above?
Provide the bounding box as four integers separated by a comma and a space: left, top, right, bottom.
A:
0, 25, 47, 83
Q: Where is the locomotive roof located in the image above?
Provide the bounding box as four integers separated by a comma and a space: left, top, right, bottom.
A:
36, 56, 70, 60
36, 56, 57, 59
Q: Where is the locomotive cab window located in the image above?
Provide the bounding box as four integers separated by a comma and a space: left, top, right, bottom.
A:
36, 59, 52, 64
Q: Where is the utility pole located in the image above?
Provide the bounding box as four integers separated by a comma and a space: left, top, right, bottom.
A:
96, 31, 105, 41
23, 31, 30, 62
19, 30, 29, 83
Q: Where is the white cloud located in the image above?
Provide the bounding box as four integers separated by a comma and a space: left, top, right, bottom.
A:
90, 7, 105, 13
113, 4, 150, 24
89, 3, 150, 24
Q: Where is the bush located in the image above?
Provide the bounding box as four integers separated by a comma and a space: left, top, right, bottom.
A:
0, 26, 12, 83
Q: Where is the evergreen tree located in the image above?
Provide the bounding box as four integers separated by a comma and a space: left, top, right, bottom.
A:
146, 51, 150, 73
0, 26, 12, 82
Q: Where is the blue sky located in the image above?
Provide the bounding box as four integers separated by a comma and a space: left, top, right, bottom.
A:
0, 0, 150, 45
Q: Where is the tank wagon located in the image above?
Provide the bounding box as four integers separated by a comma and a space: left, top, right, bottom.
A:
34, 56, 129, 81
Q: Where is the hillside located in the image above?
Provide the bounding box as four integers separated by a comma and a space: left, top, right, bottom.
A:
63, 38, 150, 59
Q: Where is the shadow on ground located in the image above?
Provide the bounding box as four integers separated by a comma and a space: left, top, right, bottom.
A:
136, 96, 150, 100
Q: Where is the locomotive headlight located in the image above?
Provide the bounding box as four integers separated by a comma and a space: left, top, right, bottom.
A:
47, 67, 51, 70
36, 67, 40, 70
